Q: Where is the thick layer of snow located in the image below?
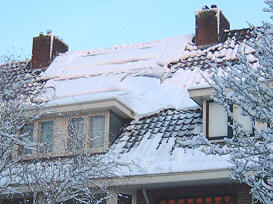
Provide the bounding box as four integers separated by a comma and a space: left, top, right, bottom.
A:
40, 35, 193, 81
109, 133, 230, 176
39, 34, 202, 115
41, 69, 201, 116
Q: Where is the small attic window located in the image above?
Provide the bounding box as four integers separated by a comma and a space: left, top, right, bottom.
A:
233, 106, 253, 133
206, 101, 255, 140
206, 101, 232, 140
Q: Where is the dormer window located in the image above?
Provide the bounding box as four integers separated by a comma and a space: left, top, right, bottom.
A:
39, 121, 54, 153
233, 105, 252, 133
188, 87, 254, 141
90, 115, 105, 148
66, 113, 108, 153
206, 101, 232, 140
68, 117, 85, 151
17, 98, 133, 158
19, 123, 34, 155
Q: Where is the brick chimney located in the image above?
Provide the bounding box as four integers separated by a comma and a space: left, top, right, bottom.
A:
195, 5, 230, 47
31, 31, 68, 69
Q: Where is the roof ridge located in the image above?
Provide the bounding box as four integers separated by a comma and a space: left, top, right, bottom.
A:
0, 59, 30, 67
62, 38, 165, 57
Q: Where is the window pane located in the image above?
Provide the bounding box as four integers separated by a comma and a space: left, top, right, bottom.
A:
214, 196, 222, 204
39, 121, 53, 153
196, 198, 203, 204
209, 102, 228, 138
205, 197, 212, 204
187, 198, 194, 204
178, 199, 185, 204
19, 123, 34, 155
233, 106, 252, 133
90, 115, 105, 148
160, 201, 167, 204
169, 200, 175, 204
68, 118, 85, 151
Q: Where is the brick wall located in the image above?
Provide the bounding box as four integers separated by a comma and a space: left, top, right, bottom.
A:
195, 9, 230, 47
137, 184, 252, 204
31, 33, 68, 69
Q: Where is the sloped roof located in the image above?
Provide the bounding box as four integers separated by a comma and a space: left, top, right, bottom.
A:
107, 29, 256, 175
0, 60, 44, 100
118, 107, 202, 154
39, 34, 201, 116
167, 29, 256, 79
109, 107, 230, 175
37, 28, 254, 175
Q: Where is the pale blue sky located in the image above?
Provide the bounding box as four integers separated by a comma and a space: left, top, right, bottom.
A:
0, 0, 271, 59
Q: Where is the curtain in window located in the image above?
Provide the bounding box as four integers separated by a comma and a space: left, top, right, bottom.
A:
90, 116, 105, 148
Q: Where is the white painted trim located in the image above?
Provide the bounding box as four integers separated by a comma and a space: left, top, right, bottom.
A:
188, 87, 214, 98
187, 87, 214, 106
113, 169, 231, 187
42, 98, 134, 119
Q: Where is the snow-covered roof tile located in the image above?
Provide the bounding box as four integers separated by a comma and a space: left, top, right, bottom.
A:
117, 107, 202, 154
109, 107, 230, 175
0, 60, 44, 100
167, 28, 256, 79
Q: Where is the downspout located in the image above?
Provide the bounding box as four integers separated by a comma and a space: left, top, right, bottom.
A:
142, 189, 150, 204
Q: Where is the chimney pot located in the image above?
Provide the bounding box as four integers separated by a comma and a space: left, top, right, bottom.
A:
211, 5, 217, 8
202, 5, 209, 10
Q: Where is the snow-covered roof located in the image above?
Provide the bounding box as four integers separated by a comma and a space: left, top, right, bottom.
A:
168, 28, 256, 79
35, 28, 254, 175
39, 34, 201, 116
39, 28, 255, 117
0, 60, 44, 100
109, 107, 230, 175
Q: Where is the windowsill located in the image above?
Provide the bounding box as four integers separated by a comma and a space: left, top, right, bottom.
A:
16, 146, 109, 161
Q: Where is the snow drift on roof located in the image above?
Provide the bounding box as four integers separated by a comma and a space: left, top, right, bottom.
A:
40, 35, 193, 81
39, 34, 205, 116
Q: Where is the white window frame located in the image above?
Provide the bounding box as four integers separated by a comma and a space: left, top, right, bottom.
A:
233, 105, 253, 134
67, 117, 86, 153
66, 111, 109, 154
206, 100, 233, 140
38, 120, 54, 154
17, 111, 111, 158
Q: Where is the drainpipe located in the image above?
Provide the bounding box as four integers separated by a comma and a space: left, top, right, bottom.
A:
142, 189, 150, 204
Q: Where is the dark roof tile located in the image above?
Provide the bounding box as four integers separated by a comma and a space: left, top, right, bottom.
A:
116, 107, 202, 154
167, 28, 255, 79
0, 60, 45, 101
